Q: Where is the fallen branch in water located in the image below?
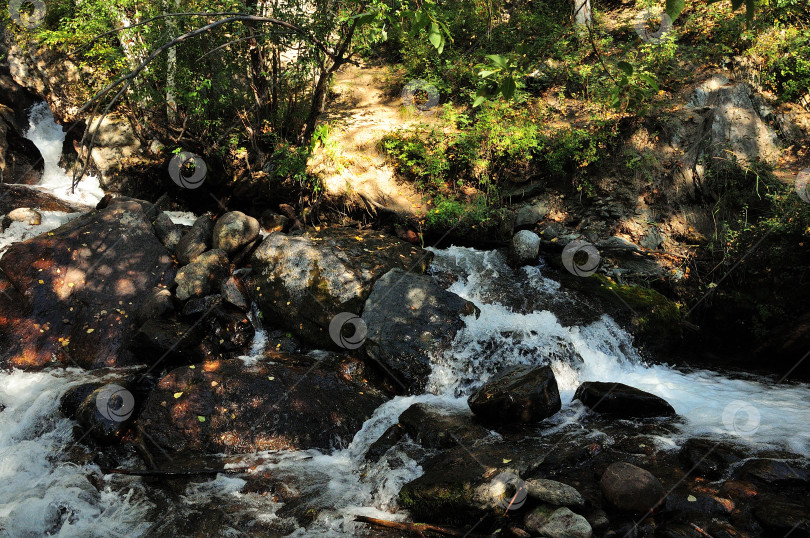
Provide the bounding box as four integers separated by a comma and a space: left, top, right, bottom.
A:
102, 468, 241, 477
354, 515, 477, 537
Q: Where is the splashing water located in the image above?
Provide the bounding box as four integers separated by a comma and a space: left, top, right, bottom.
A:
427, 246, 810, 456
24, 102, 105, 207
0, 369, 153, 537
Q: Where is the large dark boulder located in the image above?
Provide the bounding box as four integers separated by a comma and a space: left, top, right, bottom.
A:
174, 249, 230, 301
362, 268, 478, 392
0, 200, 173, 369
0, 65, 40, 128
251, 228, 430, 348
467, 364, 562, 425
175, 213, 214, 265
136, 355, 388, 454
573, 381, 676, 418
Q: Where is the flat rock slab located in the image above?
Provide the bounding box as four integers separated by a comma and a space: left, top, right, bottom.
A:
399, 439, 546, 524
0, 200, 173, 369
251, 227, 431, 348
0, 184, 91, 215
137, 355, 388, 455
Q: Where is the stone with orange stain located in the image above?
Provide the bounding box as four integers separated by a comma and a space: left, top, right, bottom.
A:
0, 199, 173, 369
136, 354, 389, 455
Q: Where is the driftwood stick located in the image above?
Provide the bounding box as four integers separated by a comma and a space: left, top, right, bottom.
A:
354, 515, 475, 537
102, 468, 241, 477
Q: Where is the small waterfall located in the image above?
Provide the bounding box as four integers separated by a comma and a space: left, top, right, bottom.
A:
24, 102, 105, 206
241, 301, 269, 363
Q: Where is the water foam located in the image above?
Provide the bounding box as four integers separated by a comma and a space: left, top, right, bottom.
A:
24, 102, 105, 207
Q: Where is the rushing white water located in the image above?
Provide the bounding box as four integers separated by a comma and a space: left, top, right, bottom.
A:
427, 246, 810, 457
0, 211, 82, 259
24, 103, 105, 207
0, 369, 153, 537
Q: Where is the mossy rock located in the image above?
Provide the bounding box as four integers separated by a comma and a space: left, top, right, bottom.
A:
564, 273, 681, 352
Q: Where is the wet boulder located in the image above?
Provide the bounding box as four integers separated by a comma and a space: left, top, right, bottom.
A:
5, 207, 41, 226
397, 402, 491, 450
174, 249, 230, 301
362, 268, 478, 392
251, 227, 430, 348
136, 287, 175, 323
753, 498, 810, 537
175, 213, 214, 265
398, 440, 545, 524
75, 383, 137, 443
679, 438, 744, 479
525, 478, 585, 509
153, 212, 183, 253
509, 230, 540, 266
600, 462, 665, 514
212, 211, 260, 255
260, 209, 288, 233
131, 318, 206, 365
220, 275, 249, 311
467, 364, 562, 425
524, 506, 592, 538
733, 458, 809, 487
0, 184, 89, 215
136, 355, 388, 454
574, 381, 676, 418
0, 200, 173, 369
61, 379, 138, 443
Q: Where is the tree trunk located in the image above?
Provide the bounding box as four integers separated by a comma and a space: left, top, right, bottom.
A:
573, 0, 591, 26
165, 0, 180, 123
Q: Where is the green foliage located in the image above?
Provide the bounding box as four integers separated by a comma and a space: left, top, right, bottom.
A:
750, 28, 810, 102
424, 195, 498, 232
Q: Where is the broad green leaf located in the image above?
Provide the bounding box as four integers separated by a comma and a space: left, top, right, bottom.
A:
486, 54, 509, 68
479, 69, 500, 78
617, 61, 634, 76
429, 23, 444, 54
666, 0, 685, 21
639, 73, 660, 91
500, 77, 516, 100
473, 95, 487, 108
